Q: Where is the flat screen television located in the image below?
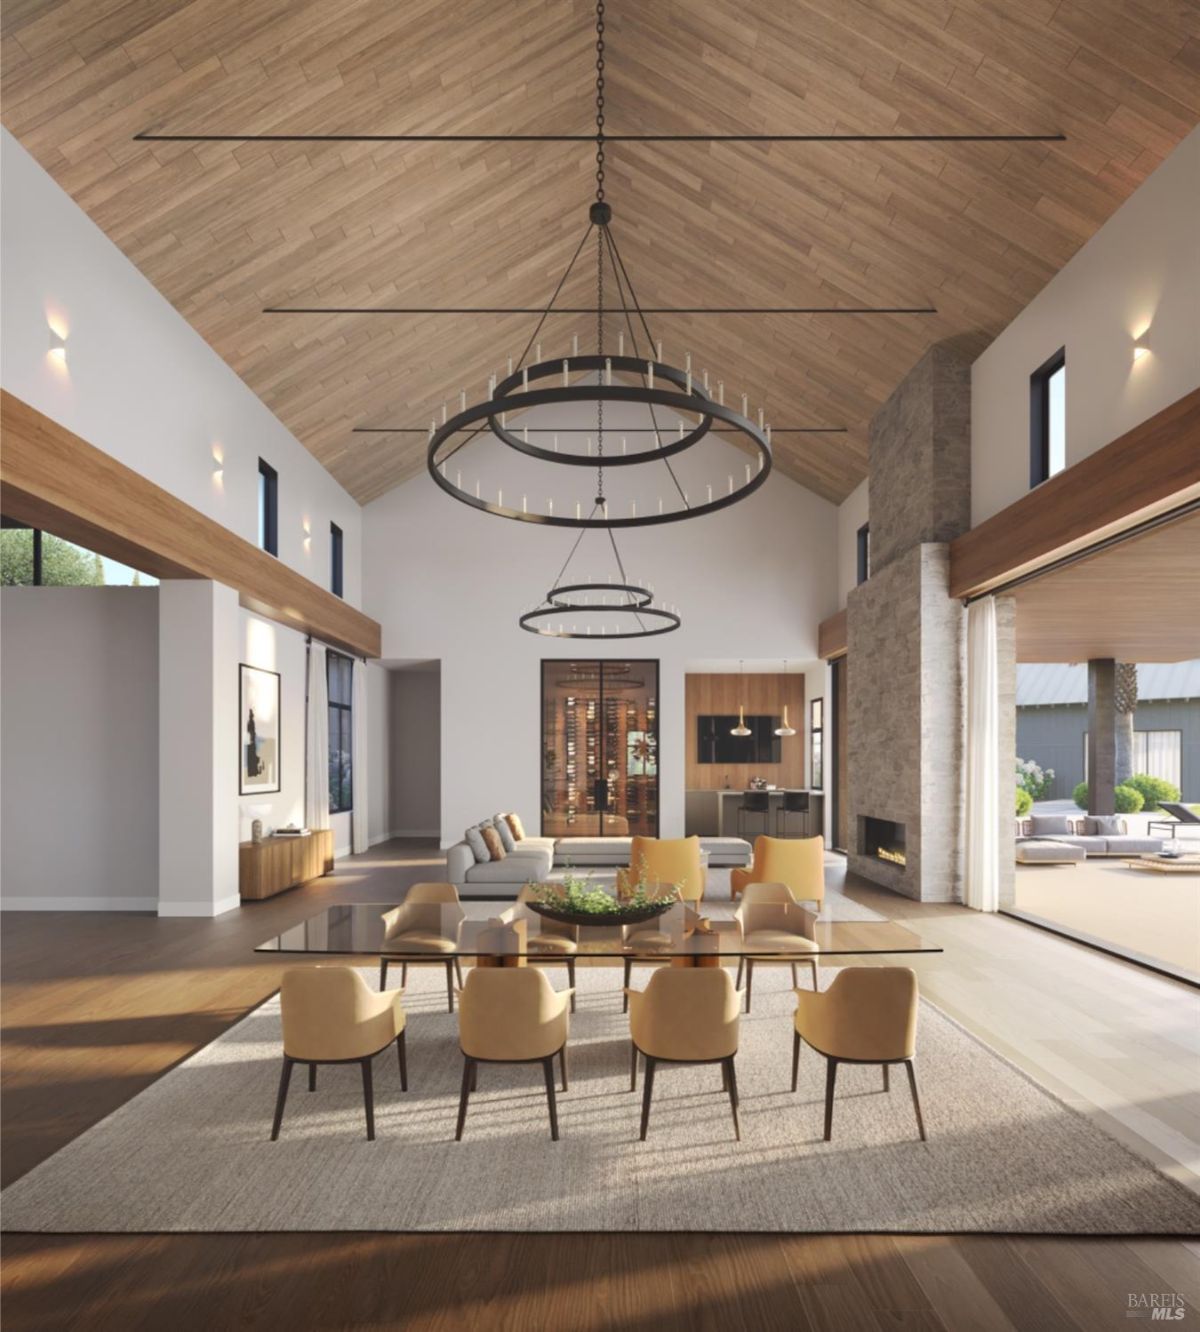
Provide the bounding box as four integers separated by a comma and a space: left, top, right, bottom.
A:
696, 715, 781, 765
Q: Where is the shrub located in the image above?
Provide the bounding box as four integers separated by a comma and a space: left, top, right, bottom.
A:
1015, 788, 1033, 817
1114, 784, 1145, 814
1073, 781, 1088, 810
1120, 773, 1180, 812
1016, 757, 1055, 800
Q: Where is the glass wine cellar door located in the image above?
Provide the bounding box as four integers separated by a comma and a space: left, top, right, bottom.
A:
541, 660, 659, 838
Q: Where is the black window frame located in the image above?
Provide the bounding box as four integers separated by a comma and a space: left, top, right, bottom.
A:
330, 522, 344, 598
810, 697, 824, 790
856, 523, 870, 585
327, 649, 354, 815
258, 458, 279, 556
1029, 348, 1066, 488
1, 516, 42, 584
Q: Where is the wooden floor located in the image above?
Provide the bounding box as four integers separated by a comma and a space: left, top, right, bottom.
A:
3, 840, 1199, 1330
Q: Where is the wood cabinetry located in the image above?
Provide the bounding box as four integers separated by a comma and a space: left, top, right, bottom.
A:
239, 831, 334, 901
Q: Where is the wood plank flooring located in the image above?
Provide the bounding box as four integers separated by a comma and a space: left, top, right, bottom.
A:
3, 839, 1199, 1330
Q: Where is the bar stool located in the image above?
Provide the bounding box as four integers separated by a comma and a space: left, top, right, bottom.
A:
737, 790, 771, 838
777, 790, 810, 838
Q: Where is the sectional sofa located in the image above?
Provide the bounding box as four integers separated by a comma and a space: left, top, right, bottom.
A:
1015, 814, 1164, 864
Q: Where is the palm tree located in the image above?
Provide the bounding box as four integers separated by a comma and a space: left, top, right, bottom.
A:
1114, 662, 1138, 785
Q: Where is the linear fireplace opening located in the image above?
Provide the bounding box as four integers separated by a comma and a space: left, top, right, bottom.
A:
861, 816, 907, 868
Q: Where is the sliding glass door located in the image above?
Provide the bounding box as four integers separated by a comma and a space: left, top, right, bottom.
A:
541, 660, 659, 838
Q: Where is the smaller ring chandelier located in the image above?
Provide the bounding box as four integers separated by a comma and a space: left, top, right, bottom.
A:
427, 0, 775, 637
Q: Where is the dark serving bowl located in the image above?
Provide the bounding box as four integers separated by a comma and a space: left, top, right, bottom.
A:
527, 900, 676, 927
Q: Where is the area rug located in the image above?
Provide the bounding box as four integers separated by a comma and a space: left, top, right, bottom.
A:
4, 965, 1198, 1235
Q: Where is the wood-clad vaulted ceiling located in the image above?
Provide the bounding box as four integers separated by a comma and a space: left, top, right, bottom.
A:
3, 0, 1197, 506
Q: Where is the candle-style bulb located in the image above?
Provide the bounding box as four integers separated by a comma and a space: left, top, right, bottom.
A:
507, 356, 513, 376
647, 362, 654, 389
605, 357, 612, 385
741, 392, 749, 416
618, 331, 625, 356
572, 334, 579, 357
442, 401, 448, 423
758, 405, 765, 429
460, 389, 467, 411
562, 359, 569, 387
655, 339, 662, 362
535, 342, 542, 362
717, 381, 724, 405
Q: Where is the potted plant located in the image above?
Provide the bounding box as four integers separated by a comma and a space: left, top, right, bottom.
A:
525, 867, 679, 926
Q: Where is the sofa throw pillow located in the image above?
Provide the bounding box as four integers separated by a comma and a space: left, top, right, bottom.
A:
492, 814, 516, 852
1082, 815, 1123, 836
465, 824, 492, 863
480, 825, 506, 861
505, 813, 527, 842
1027, 815, 1074, 836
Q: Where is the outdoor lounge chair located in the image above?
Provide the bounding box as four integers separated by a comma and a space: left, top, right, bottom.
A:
1148, 802, 1200, 840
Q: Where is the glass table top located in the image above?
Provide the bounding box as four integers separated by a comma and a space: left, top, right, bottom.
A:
254, 901, 940, 960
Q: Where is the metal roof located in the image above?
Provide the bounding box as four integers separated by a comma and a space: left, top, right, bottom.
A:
1017, 661, 1200, 707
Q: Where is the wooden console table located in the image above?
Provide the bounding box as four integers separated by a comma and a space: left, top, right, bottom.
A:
239, 830, 335, 901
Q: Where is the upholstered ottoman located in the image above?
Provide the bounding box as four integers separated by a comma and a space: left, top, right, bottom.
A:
1015, 840, 1085, 865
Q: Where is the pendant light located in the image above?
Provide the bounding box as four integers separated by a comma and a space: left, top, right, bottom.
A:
775, 659, 797, 737
731, 660, 752, 737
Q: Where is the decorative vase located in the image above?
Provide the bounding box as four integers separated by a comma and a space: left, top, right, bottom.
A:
251, 819, 264, 844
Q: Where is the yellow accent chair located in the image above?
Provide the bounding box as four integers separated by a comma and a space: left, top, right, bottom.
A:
730, 834, 825, 906
380, 882, 466, 1010
792, 966, 926, 1142
734, 881, 819, 1009
516, 885, 579, 1010
272, 966, 407, 1142
626, 968, 744, 1141
455, 967, 574, 1141
616, 835, 706, 904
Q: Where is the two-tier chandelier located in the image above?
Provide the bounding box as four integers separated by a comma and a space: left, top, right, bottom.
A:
425, 0, 774, 637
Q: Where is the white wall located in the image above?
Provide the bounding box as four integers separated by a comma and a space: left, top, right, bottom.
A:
363, 470, 838, 843
971, 127, 1200, 526
1, 588, 159, 910
0, 130, 363, 605
390, 667, 442, 838
367, 664, 392, 846
836, 479, 870, 608
238, 609, 308, 842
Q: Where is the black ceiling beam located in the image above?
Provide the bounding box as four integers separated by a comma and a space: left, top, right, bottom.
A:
134, 131, 1065, 144
352, 426, 848, 435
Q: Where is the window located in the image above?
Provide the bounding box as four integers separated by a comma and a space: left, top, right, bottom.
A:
0, 517, 155, 586
856, 523, 870, 585
258, 459, 278, 555
327, 650, 354, 814
810, 697, 824, 789
1084, 729, 1182, 792
330, 522, 344, 598
1030, 349, 1066, 487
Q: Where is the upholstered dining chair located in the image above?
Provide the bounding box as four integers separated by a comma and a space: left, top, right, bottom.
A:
730, 834, 825, 905
380, 882, 466, 1011
733, 881, 819, 1010
455, 967, 573, 1141
620, 903, 704, 1011
626, 968, 743, 1141
272, 966, 407, 1142
792, 966, 926, 1142
616, 835, 706, 904
516, 885, 578, 1010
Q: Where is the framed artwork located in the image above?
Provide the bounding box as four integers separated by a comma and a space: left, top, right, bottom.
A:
239, 663, 281, 795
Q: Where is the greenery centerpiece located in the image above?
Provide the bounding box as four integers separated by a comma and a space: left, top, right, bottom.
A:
526, 869, 679, 926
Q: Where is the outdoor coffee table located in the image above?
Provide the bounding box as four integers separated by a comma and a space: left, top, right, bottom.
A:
1124, 853, 1200, 874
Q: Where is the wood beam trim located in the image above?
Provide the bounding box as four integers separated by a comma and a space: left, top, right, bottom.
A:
818, 608, 848, 660
949, 390, 1200, 600
0, 391, 381, 658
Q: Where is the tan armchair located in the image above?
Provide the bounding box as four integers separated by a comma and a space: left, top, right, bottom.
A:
272, 966, 407, 1142
620, 903, 704, 1011
380, 882, 466, 1011
616, 836, 706, 904
730, 835, 825, 905
734, 881, 819, 1009
627, 968, 743, 1141
793, 966, 925, 1142
516, 885, 578, 1010
456, 967, 574, 1141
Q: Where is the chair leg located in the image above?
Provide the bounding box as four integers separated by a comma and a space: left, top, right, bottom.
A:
882, 1063, 890, 1093
721, 1061, 728, 1091
823, 1057, 839, 1141
379, 958, 388, 989
808, 958, 818, 991
454, 956, 464, 989
445, 960, 456, 1013
270, 1056, 294, 1141
470, 1062, 478, 1092
791, 961, 799, 988
559, 1044, 569, 1092
735, 957, 744, 990
791, 1030, 801, 1092
905, 1060, 927, 1142
622, 956, 633, 1011
397, 1029, 408, 1092
308, 1063, 317, 1092
542, 1056, 560, 1141
630, 1042, 638, 1091
455, 1058, 474, 1140
401, 962, 408, 987
725, 1057, 741, 1141
566, 957, 576, 1011
745, 959, 754, 1012
360, 1057, 376, 1141
639, 1056, 657, 1141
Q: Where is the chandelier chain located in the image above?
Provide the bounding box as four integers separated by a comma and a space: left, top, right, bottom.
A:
595, 0, 606, 203
596, 228, 605, 501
